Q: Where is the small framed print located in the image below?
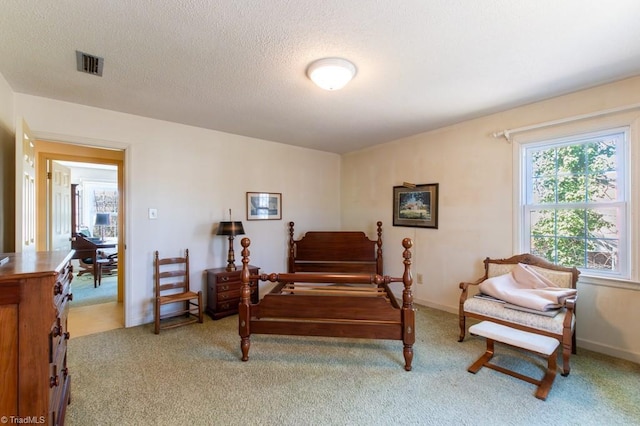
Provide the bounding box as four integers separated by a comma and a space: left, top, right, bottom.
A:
246, 192, 282, 220
393, 183, 439, 229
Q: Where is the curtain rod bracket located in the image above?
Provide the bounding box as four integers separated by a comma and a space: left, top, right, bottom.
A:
492, 130, 512, 143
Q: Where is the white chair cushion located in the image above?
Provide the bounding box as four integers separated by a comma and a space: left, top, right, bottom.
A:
464, 297, 575, 335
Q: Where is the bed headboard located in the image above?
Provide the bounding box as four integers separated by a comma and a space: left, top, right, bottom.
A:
287, 221, 383, 275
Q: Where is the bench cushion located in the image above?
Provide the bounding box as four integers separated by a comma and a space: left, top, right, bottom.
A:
464, 297, 575, 335
470, 321, 559, 355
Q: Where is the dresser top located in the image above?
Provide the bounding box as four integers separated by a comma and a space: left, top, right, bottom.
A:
0, 251, 74, 280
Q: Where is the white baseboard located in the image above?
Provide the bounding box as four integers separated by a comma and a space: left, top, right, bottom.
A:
414, 298, 458, 315
577, 338, 640, 365
125, 307, 153, 328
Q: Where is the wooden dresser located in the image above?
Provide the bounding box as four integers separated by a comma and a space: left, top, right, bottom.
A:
0, 251, 74, 426
205, 266, 259, 319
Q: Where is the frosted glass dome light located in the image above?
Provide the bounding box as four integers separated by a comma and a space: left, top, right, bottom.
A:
307, 58, 357, 91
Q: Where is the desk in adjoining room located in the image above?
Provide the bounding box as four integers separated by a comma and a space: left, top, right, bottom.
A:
71, 235, 117, 287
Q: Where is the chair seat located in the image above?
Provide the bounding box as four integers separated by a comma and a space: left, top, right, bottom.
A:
464, 297, 574, 335
159, 291, 201, 304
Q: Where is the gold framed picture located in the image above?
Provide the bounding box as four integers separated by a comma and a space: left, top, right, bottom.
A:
393, 184, 438, 229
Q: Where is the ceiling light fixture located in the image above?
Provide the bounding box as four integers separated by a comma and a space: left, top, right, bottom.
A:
307, 58, 357, 91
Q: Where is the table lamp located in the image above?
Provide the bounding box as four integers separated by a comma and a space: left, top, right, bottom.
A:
95, 213, 110, 242
216, 209, 245, 271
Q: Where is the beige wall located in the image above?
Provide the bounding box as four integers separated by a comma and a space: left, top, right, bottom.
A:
13, 94, 342, 327
0, 73, 15, 252
341, 76, 640, 363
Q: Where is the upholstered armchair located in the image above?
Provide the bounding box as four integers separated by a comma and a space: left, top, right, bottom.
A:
458, 254, 579, 376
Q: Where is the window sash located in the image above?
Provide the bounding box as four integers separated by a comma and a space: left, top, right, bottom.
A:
521, 128, 629, 279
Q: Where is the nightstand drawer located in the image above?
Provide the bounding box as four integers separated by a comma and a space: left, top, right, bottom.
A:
217, 288, 241, 301
216, 281, 239, 292
216, 300, 238, 312
217, 285, 257, 302
215, 273, 240, 285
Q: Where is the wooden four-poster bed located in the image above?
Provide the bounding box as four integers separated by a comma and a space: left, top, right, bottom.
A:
238, 222, 416, 370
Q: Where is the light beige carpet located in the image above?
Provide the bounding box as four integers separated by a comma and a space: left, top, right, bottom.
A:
66, 305, 640, 425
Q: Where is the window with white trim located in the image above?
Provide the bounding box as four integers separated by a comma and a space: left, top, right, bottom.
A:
521, 128, 629, 279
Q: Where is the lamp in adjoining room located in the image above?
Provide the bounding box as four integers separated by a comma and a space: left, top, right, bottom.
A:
95, 213, 110, 242
216, 209, 245, 271
307, 58, 357, 91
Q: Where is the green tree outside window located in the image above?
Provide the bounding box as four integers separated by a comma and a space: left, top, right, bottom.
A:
524, 130, 626, 276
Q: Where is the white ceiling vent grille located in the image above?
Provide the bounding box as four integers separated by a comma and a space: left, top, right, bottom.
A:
76, 50, 104, 76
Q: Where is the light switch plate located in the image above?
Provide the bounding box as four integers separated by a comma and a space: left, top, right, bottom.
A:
148, 208, 158, 219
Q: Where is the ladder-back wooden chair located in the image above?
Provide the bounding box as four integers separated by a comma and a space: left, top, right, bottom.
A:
154, 249, 203, 334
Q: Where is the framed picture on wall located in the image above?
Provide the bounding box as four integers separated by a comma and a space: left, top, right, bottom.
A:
393, 183, 439, 228
246, 192, 282, 220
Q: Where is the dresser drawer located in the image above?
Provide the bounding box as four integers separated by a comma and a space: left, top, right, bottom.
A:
48, 361, 69, 425
49, 316, 69, 364
49, 348, 67, 391
51, 374, 70, 426
53, 261, 73, 312
55, 290, 72, 320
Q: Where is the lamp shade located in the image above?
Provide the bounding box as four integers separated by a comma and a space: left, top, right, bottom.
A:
216, 221, 245, 236
307, 58, 357, 91
95, 213, 110, 226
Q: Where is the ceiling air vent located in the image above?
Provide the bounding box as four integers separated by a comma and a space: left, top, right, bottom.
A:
76, 50, 104, 76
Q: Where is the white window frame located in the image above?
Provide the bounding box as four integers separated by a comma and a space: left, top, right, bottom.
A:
512, 111, 640, 288
522, 128, 629, 277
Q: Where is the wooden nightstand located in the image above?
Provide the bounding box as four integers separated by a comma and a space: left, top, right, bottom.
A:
205, 266, 259, 320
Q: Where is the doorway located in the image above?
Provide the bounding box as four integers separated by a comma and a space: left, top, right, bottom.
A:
35, 139, 125, 336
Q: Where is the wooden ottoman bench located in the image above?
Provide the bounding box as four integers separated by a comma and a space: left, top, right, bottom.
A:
467, 321, 560, 400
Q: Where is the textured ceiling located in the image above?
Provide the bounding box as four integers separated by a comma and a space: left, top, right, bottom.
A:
2, 1, 640, 154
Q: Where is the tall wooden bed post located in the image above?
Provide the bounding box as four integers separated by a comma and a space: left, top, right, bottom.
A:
401, 237, 415, 370
288, 222, 295, 273
239, 238, 252, 361
376, 221, 383, 276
